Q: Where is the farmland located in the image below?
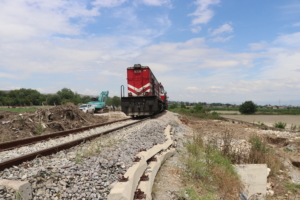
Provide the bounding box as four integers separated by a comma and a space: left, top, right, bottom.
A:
221, 114, 300, 127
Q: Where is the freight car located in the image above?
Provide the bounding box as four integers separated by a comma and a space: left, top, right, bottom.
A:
121, 64, 168, 117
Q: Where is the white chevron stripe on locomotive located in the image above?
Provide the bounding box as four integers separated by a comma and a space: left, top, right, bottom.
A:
130, 88, 151, 96
128, 83, 151, 92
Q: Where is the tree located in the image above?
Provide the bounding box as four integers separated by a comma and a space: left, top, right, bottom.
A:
47, 95, 61, 105
57, 88, 75, 101
168, 103, 178, 109
111, 96, 121, 107
180, 103, 186, 109
194, 104, 203, 112
239, 101, 257, 114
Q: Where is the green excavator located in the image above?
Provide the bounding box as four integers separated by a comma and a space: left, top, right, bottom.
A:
88, 91, 109, 113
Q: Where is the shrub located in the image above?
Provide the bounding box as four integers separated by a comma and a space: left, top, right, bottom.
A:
239, 101, 257, 114
180, 103, 186, 109
291, 124, 297, 131
211, 111, 218, 115
273, 121, 287, 129
193, 104, 203, 112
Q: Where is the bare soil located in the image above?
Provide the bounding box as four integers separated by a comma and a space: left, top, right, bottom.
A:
0, 103, 127, 143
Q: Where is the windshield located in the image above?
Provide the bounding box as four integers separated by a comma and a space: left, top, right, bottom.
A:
79, 105, 87, 108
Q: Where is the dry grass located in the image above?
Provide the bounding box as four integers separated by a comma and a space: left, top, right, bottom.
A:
75, 135, 119, 163
182, 125, 285, 199
183, 129, 244, 200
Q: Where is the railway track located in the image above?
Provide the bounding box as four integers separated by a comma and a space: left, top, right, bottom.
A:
0, 118, 131, 152
0, 117, 150, 171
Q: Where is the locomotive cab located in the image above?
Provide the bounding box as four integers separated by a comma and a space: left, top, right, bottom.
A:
121, 64, 168, 117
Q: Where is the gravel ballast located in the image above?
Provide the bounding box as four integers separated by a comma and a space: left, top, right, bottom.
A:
0, 111, 179, 200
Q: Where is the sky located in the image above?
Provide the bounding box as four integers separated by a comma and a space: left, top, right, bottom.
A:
0, 0, 300, 105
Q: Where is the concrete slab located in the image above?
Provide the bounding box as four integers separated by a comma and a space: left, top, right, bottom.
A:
137, 148, 176, 200
0, 179, 32, 200
108, 155, 147, 200
233, 164, 267, 199
108, 125, 174, 200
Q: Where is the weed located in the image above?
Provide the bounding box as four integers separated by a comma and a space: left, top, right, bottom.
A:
183, 129, 243, 199
247, 135, 283, 176
74, 136, 120, 163
15, 190, 23, 200
33, 122, 44, 135
284, 182, 300, 193
273, 121, 287, 129
184, 186, 215, 200
256, 121, 266, 126
284, 148, 293, 152
290, 124, 297, 131
19, 116, 26, 123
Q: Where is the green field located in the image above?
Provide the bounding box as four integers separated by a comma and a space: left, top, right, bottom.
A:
169, 108, 221, 119
0, 107, 39, 113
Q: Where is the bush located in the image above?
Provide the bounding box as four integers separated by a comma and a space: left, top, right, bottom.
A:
193, 104, 203, 112
180, 103, 186, 109
239, 101, 257, 114
273, 121, 287, 129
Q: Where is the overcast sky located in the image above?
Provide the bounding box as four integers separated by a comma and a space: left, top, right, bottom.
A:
0, 0, 300, 104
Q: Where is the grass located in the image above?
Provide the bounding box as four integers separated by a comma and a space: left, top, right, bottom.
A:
15, 190, 23, 200
284, 182, 300, 193
182, 130, 243, 200
75, 136, 119, 164
169, 108, 221, 119
33, 122, 44, 135
0, 107, 39, 112
181, 123, 284, 199
273, 121, 287, 129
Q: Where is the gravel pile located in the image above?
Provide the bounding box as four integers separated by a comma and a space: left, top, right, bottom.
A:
0, 111, 178, 200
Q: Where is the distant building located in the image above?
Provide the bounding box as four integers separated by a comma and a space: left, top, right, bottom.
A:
278, 106, 287, 109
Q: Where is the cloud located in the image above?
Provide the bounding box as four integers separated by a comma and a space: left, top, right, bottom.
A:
199, 59, 239, 68
248, 42, 268, 51
211, 35, 234, 42
0, 0, 100, 43
100, 70, 123, 77
138, 0, 171, 6
211, 23, 233, 36
83, 88, 101, 96
92, 0, 127, 7
191, 26, 202, 33
142, 63, 171, 73
274, 32, 300, 47
189, 0, 220, 25
293, 22, 300, 26
0, 72, 18, 79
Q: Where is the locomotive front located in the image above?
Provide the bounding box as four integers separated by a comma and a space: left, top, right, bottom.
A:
121, 64, 168, 117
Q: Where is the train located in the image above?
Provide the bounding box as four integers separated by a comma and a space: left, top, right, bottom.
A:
121, 64, 168, 117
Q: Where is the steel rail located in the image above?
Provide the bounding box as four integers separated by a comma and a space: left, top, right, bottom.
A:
0, 117, 149, 171
0, 118, 131, 152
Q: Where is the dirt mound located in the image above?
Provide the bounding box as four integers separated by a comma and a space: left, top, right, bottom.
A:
0, 103, 109, 142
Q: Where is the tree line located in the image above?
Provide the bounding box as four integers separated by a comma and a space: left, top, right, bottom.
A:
0, 88, 121, 107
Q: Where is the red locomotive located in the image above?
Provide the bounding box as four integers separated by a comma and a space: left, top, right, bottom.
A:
121, 64, 168, 117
